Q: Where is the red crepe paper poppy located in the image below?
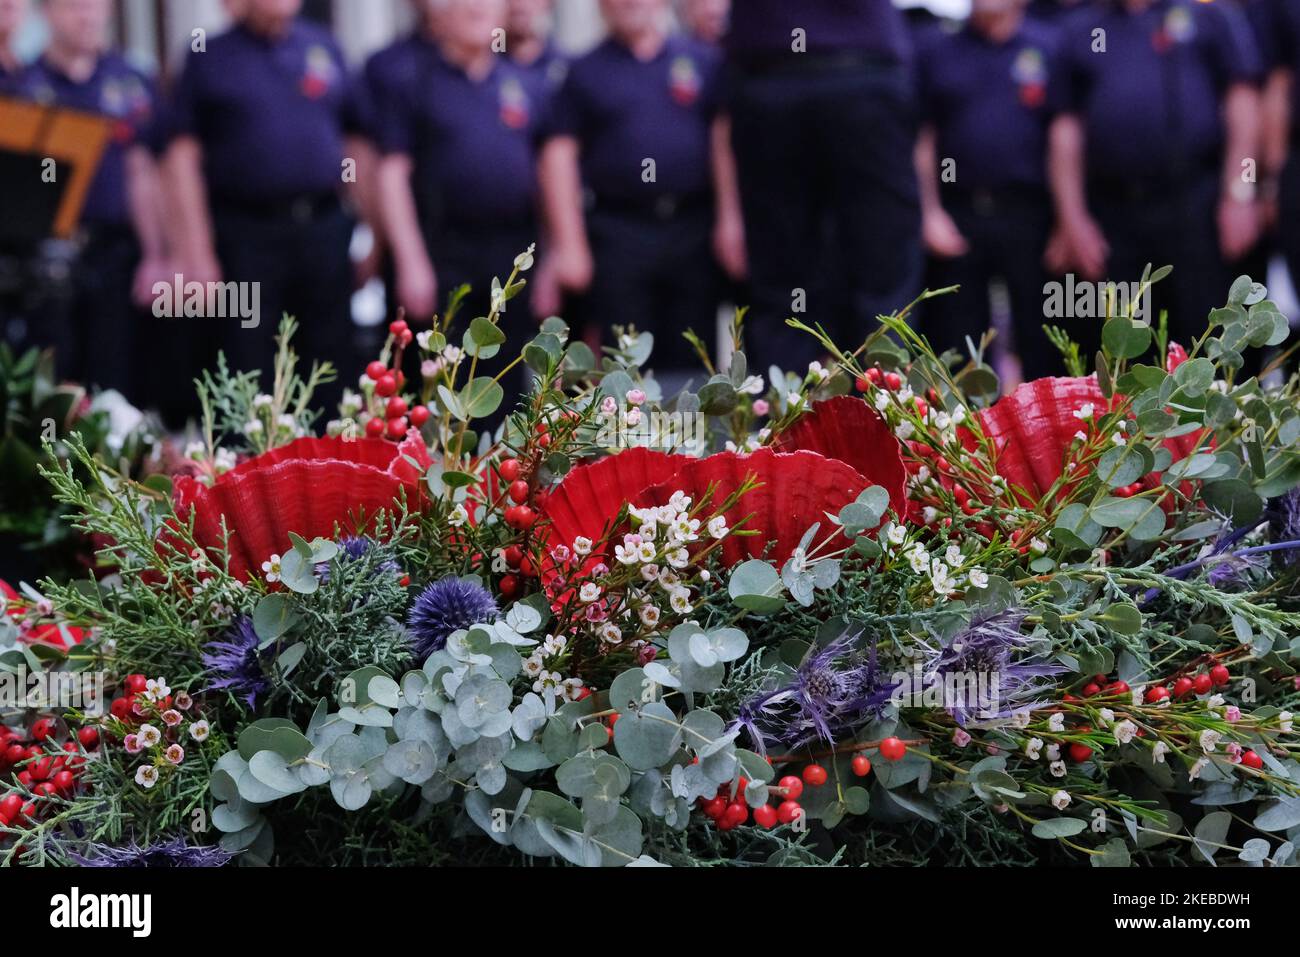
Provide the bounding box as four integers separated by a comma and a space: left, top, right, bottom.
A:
773, 396, 908, 523
171, 434, 432, 581
0, 579, 85, 648
540, 398, 905, 572
631, 448, 873, 567
976, 375, 1204, 503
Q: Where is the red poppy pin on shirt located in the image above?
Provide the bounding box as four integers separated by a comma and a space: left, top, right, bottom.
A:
669, 56, 701, 107
499, 77, 530, 130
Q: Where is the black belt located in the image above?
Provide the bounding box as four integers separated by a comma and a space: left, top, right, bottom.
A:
211, 191, 342, 224
731, 50, 901, 77
587, 190, 711, 222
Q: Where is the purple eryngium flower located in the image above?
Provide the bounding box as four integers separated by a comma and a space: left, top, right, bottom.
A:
70, 836, 233, 867
315, 536, 401, 584
201, 616, 271, 707
735, 634, 897, 754
911, 608, 1064, 727
407, 577, 498, 659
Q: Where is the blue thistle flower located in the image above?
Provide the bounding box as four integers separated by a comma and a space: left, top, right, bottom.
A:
910, 608, 1064, 727
406, 577, 499, 658
315, 536, 401, 584
736, 634, 897, 754
70, 836, 233, 867
201, 616, 271, 707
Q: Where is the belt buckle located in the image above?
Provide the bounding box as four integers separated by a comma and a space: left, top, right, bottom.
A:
654, 194, 679, 220
291, 197, 314, 224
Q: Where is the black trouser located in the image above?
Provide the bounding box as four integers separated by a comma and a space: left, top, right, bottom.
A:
1088, 171, 1227, 350
65, 225, 140, 393
922, 188, 1058, 380
1280, 154, 1300, 326
728, 57, 922, 373
206, 196, 356, 409
580, 202, 718, 374
427, 219, 538, 428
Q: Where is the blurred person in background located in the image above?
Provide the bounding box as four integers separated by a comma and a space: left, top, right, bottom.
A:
377, 0, 543, 326
721, 0, 922, 374
0, 0, 27, 85
681, 0, 729, 46
14, 0, 169, 393
163, 0, 366, 404
1048, 0, 1263, 347
507, 0, 567, 91
913, 0, 1066, 378
536, 0, 731, 376
1262, 0, 1300, 304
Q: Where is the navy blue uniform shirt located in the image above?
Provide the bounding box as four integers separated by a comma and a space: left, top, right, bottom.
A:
1271, 0, 1300, 132
726, 0, 910, 62
915, 20, 1062, 192
165, 20, 362, 204
546, 33, 721, 202
515, 41, 569, 98
360, 31, 438, 142
16, 53, 159, 227
1054, 0, 1263, 182
377, 50, 543, 227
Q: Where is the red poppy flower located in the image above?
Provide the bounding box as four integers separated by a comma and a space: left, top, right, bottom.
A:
540, 397, 906, 571
171, 434, 431, 581
975, 373, 1204, 503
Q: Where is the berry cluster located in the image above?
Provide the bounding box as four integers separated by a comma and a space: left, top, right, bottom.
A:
362, 320, 430, 441
1142, 663, 1231, 704
0, 718, 97, 833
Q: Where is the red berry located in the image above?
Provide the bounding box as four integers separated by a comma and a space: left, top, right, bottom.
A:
0, 794, 21, 820
34, 782, 57, 799
1145, 686, 1170, 704
498, 458, 522, 482
879, 736, 906, 761
52, 770, 75, 795
535, 421, 549, 434
855, 376, 870, 393
537, 433, 552, 449
28, 756, 54, 781
508, 480, 531, 504
776, 800, 803, 825
1241, 750, 1264, 770
3, 743, 24, 766
883, 372, 902, 391
409, 405, 430, 427
1172, 677, 1194, 700
366, 361, 388, 381
512, 506, 537, 530
777, 775, 803, 800
365, 417, 386, 438
386, 416, 409, 440
30, 718, 55, 742
701, 796, 726, 820
124, 674, 147, 695
385, 397, 408, 419
1106, 680, 1130, 696
1209, 664, 1231, 687
375, 374, 398, 398
753, 804, 778, 828
723, 801, 749, 826
503, 546, 523, 568
518, 555, 537, 578
16, 771, 32, 789
499, 575, 520, 598
866, 367, 882, 384
389, 319, 409, 337
1068, 743, 1093, 763
1082, 683, 1101, 697
77, 727, 99, 750
802, 764, 828, 787
1192, 673, 1212, 696
852, 754, 872, 777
